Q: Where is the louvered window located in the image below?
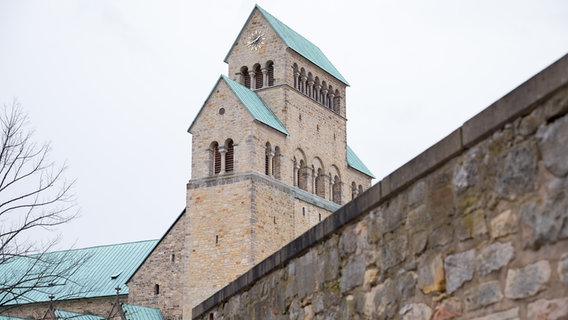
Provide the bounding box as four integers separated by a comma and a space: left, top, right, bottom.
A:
225, 139, 234, 172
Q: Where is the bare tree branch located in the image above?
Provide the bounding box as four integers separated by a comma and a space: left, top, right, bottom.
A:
0, 100, 79, 310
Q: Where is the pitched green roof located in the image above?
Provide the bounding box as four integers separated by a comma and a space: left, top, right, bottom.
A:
54, 309, 104, 320
255, 5, 349, 85
123, 304, 165, 320
188, 76, 288, 135
0, 240, 158, 306
347, 145, 375, 178
222, 75, 288, 134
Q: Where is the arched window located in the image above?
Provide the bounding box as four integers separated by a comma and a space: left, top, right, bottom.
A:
293, 64, 299, 89
351, 182, 357, 200
211, 141, 221, 175
358, 185, 364, 195
273, 146, 281, 179
332, 175, 341, 204
266, 61, 274, 86
241, 66, 251, 88
307, 73, 313, 97
300, 68, 306, 93
254, 64, 263, 89
315, 168, 325, 198
333, 89, 341, 113
298, 160, 307, 190
225, 139, 234, 172
264, 142, 272, 175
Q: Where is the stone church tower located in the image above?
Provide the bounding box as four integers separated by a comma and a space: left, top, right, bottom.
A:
127, 5, 373, 320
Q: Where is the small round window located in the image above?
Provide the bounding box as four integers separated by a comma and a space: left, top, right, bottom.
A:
219, 108, 225, 115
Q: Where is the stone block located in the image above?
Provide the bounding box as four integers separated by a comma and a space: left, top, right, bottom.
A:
429, 223, 454, 247
433, 298, 462, 320
505, 260, 551, 299
469, 308, 519, 320
418, 253, 445, 294
411, 230, 428, 256
378, 235, 407, 271
453, 148, 480, 194
527, 297, 568, 320
456, 209, 487, 240
340, 255, 365, 293
444, 249, 475, 293
476, 242, 514, 276
396, 272, 417, 299
399, 303, 433, 320
464, 281, 503, 311
490, 209, 517, 239
494, 142, 537, 199
519, 182, 568, 248
365, 279, 396, 319
559, 253, 568, 285
339, 227, 357, 258
536, 114, 568, 177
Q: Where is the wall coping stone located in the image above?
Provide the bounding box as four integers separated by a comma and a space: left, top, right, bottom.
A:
192, 52, 568, 319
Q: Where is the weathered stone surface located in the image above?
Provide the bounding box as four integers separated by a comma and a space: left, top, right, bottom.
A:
319, 246, 339, 282
537, 114, 568, 177
409, 181, 427, 206
495, 143, 537, 199
445, 249, 475, 293
411, 230, 428, 256
433, 298, 462, 320
490, 209, 517, 239
407, 204, 429, 230
400, 303, 433, 320
379, 235, 408, 271
454, 149, 479, 194
340, 255, 365, 293
295, 250, 317, 299
470, 308, 519, 320
519, 181, 568, 248
339, 228, 357, 258
418, 253, 445, 294
396, 272, 417, 299
559, 253, 568, 285
429, 223, 454, 247
372, 196, 405, 238
477, 242, 514, 276
527, 297, 568, 320
505, 260, 551, 299
456, 209, 487, 240
465, 281, 503, 311
365, 279, 396, 319
364, 268, 379, 287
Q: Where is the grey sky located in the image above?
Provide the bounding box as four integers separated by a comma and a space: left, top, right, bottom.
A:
0, 0, 567, 250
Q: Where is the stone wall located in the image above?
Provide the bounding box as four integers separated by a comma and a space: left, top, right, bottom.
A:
192, 53, 568, 320
3, 296, 118, 319
127, 210, 186, 320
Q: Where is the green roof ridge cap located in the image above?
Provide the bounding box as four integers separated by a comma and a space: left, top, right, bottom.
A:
347, 145, 375, 178
221, 75, 288, 135
254, 5, 349, 85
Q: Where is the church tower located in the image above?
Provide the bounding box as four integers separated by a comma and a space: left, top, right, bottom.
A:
184, 5, 373, 314
126, 6, 373, 320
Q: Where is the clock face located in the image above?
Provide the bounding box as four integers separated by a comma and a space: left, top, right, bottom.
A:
246, 30, 265, 51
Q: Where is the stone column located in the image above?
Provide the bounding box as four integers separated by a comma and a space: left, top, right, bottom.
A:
329, 177, 334, 201
315, 85, 322, 103
329, 92, 335, 109
307, 79, 314, 98
219, 146, 227, 174
321, 88, 329, 106
311, 167, 316, 194
250, 70, 257, 90
300, 75, 308, 93
262, 68, 268, 88
293, 162, 299, 186
267, 150, 275, 177
294, 71, 300, 89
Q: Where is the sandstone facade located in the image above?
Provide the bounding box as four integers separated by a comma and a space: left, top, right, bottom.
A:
193, 54, 568, 319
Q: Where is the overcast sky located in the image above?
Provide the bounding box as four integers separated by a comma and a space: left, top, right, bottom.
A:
1, 0, 567, 250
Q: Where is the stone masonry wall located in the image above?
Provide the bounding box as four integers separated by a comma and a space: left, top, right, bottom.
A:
127, 210, 186, 320
193, 54, 568, 319
4, 296, 118, 319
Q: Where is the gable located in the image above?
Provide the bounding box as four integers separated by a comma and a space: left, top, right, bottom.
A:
347, 145, 375, 178
224, 5, 348, 85
188, 75, 288, 135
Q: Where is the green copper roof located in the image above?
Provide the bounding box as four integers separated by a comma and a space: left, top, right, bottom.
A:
123, 304, 165, 320
0, 316, 27, 320
189, 76, 288, 135
222, 75, 288, 135
0, 240, 158, 306
255, 5, 349, 85
347, 145, 375, 178
54, 310, 104, 320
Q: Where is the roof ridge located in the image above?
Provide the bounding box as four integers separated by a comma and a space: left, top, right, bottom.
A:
254, 5, 349, 85
40, 239, 159, 255
221, 75, 288, 135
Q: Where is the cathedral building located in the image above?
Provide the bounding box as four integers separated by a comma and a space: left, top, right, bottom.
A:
0, 5, 372, 320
